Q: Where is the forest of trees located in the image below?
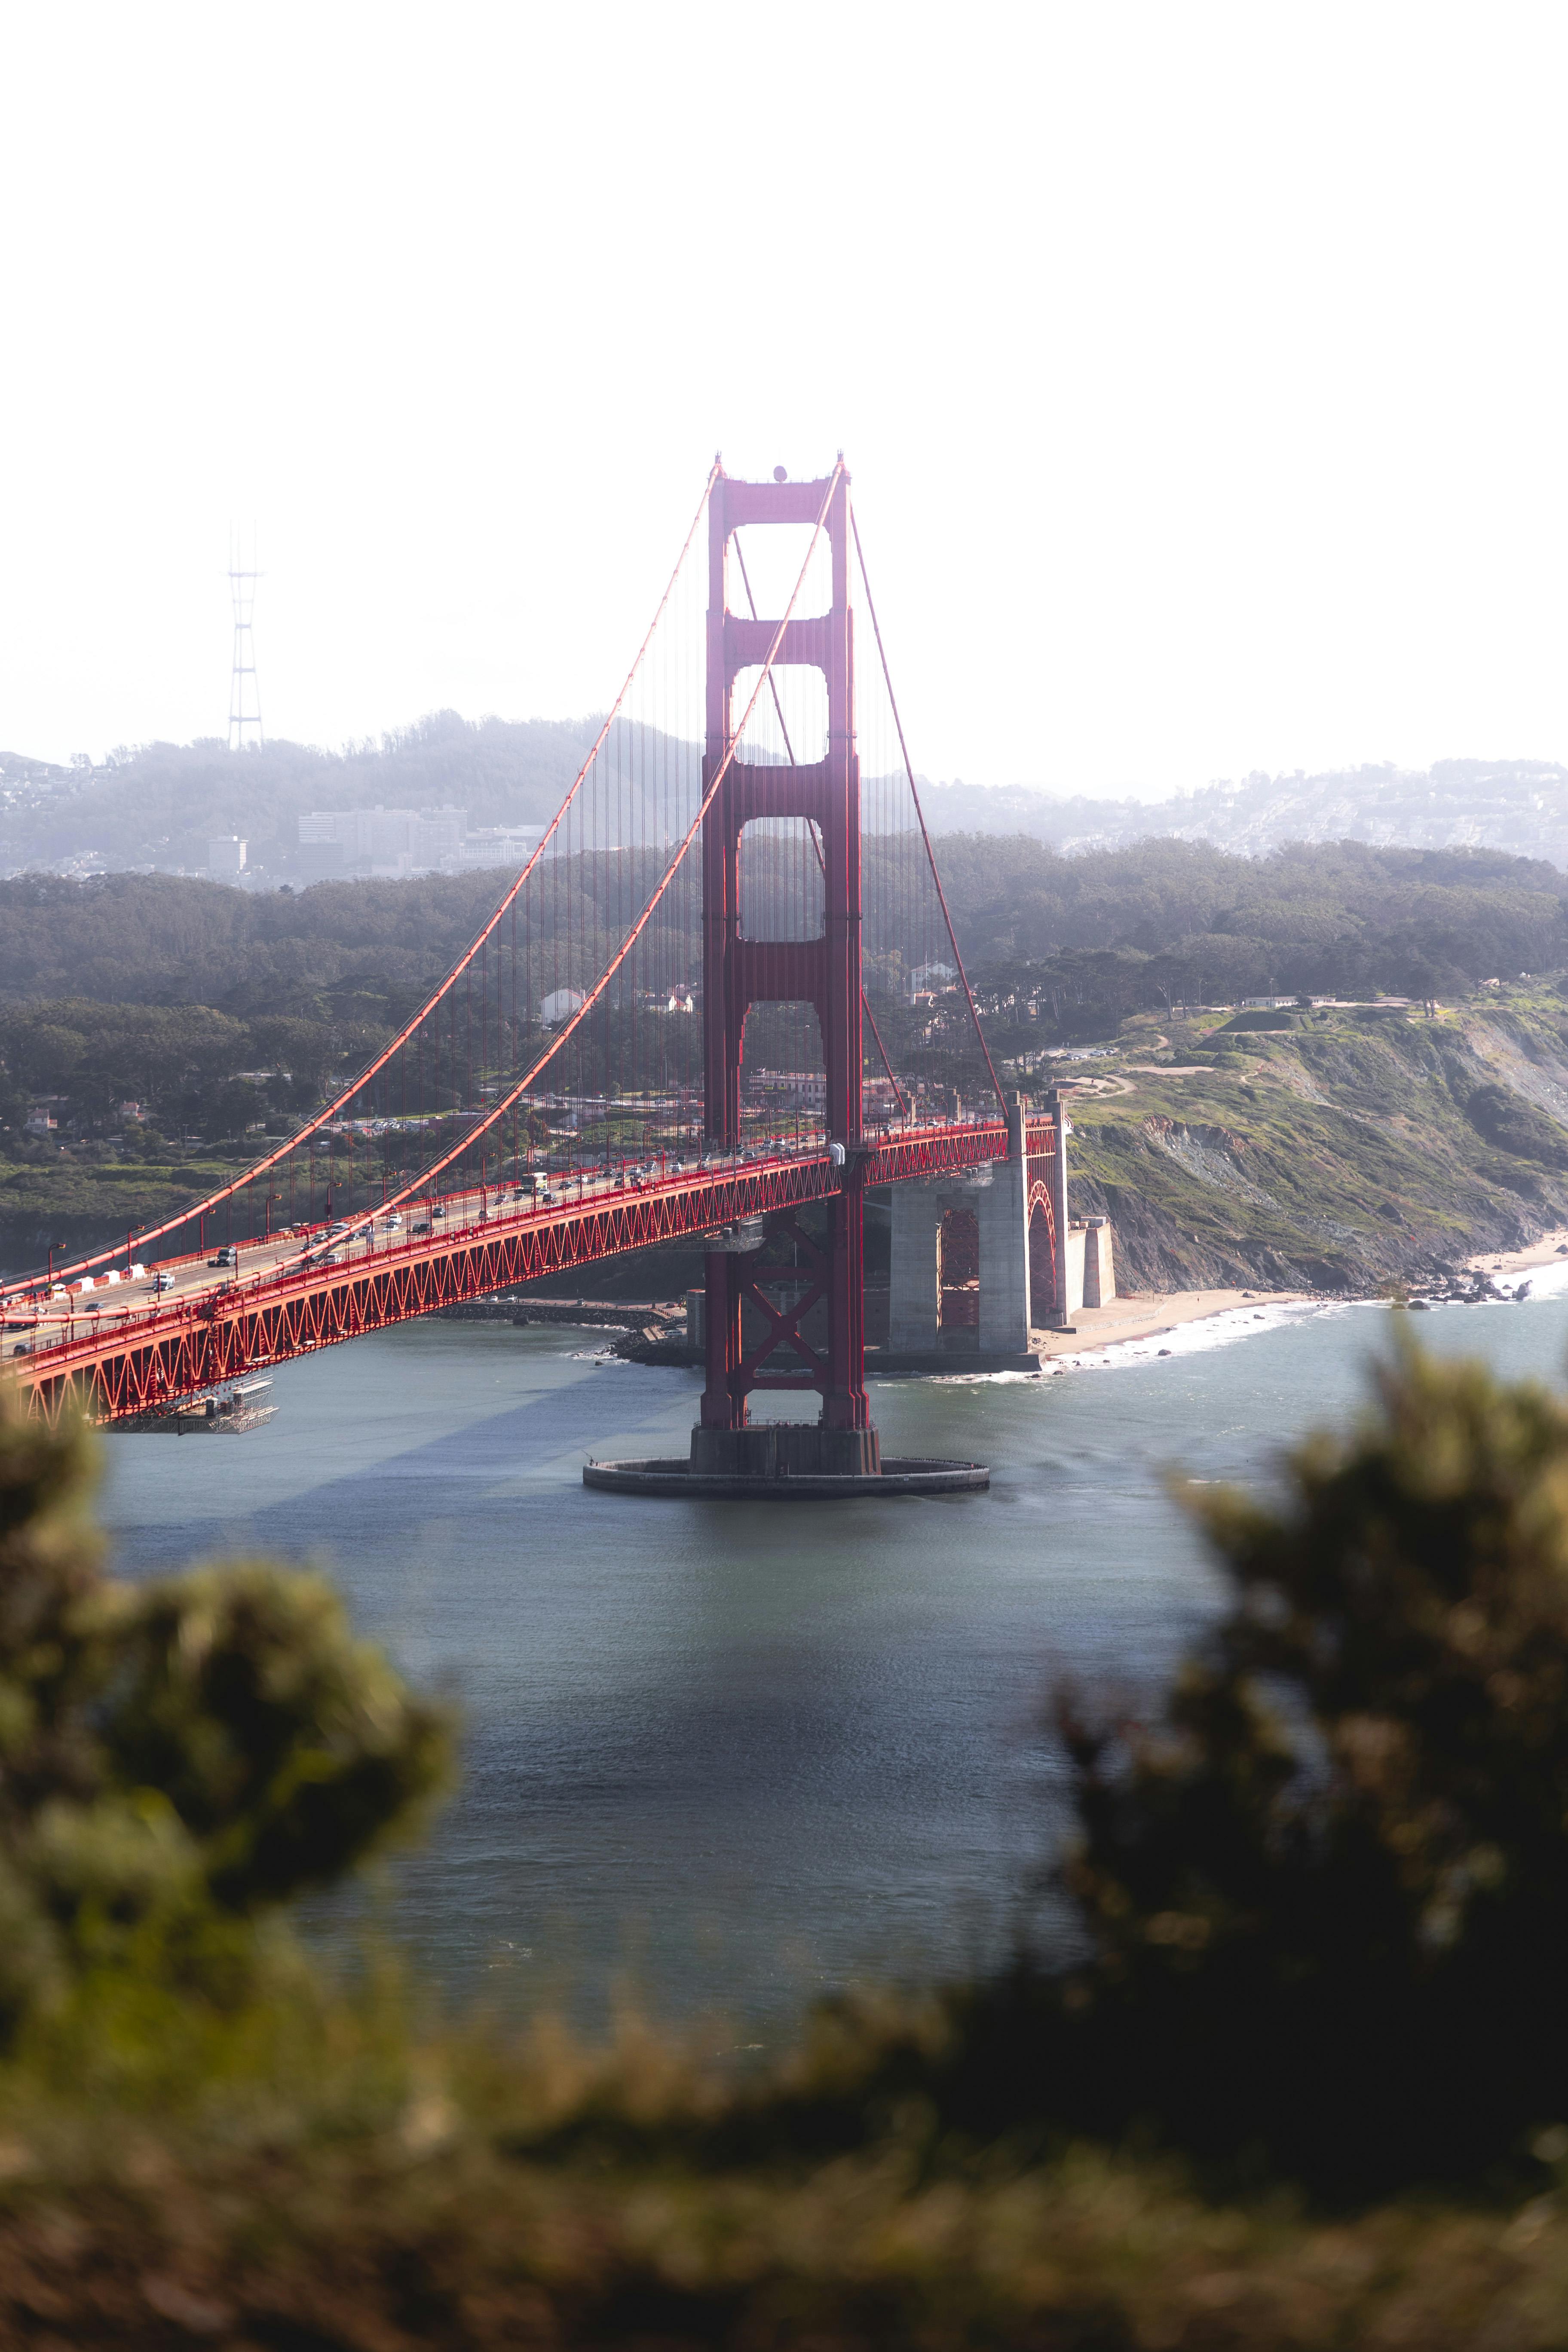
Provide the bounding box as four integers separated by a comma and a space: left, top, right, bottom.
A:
951, 836, 1568, 1040
0, 836, 1563, 1137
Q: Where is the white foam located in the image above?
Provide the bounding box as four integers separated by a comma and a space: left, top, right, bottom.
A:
914, 1298, 1338, 1385
1044, 1298, 1334, 1376
1502, 1259, 1568, 1302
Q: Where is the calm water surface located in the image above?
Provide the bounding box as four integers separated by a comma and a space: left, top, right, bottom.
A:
97, 1276, 1568, 2030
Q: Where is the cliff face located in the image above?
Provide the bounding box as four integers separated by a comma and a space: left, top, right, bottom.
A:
1060, 994, 1568, 1295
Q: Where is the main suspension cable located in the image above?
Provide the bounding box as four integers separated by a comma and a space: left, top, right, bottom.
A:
732, 533, 908, 1121
9, 462, 723, 1300
293, 464, 849, 1245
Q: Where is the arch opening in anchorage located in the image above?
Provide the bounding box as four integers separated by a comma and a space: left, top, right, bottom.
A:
1028, 1183, 1057, 1320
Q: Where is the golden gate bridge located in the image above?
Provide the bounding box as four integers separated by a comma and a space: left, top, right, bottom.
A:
4, 462, 1073, 1494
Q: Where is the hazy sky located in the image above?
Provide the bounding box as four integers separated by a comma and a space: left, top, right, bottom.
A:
5, 2, 1566, 799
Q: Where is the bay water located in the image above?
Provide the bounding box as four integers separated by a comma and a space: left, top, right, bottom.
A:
97, 1272, 1568, 2033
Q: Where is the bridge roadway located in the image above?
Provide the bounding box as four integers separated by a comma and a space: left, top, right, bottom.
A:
7, 1116, 1045, 1424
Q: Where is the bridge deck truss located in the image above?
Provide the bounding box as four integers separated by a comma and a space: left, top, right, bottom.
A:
12, 1122, 1051, 1426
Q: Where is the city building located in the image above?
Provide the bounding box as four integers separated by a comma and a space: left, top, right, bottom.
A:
909, 960, 957, 995
296, 806, 539, 879
455, 825, 542, 870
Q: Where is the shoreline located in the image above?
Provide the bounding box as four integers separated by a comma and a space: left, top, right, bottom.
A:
1035, 1223, 1568, 1371
1466, 1226, 1568, 1279
1034, 1286, 1314, 1361
492, 1239, 1568, 1381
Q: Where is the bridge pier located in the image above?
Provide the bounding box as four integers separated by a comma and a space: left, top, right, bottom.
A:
889, 1095, 1034, 1358
882, 1091, 1113, 1370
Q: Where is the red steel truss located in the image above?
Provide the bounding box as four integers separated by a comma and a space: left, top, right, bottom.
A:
12, 1121, 1050, 1427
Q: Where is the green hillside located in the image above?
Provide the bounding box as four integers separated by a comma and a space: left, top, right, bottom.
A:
1, 848, 1566, 1289
1047, 989, 1568, 1291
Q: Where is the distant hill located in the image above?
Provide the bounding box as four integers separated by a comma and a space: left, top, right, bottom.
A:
916, 759, 1568, 866
2, 727, 1564, 879
0, 715, 601, 882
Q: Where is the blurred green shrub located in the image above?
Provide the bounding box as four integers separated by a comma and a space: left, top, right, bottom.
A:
862, 1332, 1568, 2193
0, 1391, 450, 2038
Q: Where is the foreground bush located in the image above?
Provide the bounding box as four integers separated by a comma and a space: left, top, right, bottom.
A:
0, 1997, 1568, 2349
0, 1392, 450, 2040
6, 1338, 1568, 2341
800, 1330, 1568, 2196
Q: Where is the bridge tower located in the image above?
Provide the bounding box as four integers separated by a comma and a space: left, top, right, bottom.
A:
692, 465, 879, 1478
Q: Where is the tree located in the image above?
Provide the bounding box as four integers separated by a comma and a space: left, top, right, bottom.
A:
872, 1335, 1568, 2196
0, 1392, 450, 2038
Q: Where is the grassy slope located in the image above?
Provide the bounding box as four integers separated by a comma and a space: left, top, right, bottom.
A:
0, 1157, 243, 1278
1056, 988, 1568, 1293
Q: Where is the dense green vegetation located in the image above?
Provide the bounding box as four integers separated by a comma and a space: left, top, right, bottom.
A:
925, 1331, 1568, 2192
2, 842, 1568, 1286
2, 837, 1564, 1019
0, 1392, 446, 2049
956, 836, 1568, 1037
1044, 988, 1568, 1293
6, 1348, 1568, 2341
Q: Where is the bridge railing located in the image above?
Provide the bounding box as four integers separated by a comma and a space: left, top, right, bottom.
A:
8, 1115, 1028, 1404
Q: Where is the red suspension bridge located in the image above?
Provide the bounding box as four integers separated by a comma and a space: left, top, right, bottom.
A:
4, 462, 1067, 1482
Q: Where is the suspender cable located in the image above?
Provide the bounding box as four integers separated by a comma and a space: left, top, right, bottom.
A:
303, 467, 847, 1245
732, 534, 907, 1122
849, 512, 1006, 1115
9, 461, 722, 1302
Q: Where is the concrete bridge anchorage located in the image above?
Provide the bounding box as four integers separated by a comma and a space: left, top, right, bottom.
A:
882, 1090, 1116, 1374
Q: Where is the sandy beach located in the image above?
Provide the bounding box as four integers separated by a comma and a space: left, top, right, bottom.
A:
1034, 1287, 1312, 1359
1466, 1227, 1568, 1279
1041, 1227, 1568, 1367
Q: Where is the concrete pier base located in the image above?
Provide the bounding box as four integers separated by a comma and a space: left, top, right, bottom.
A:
889, 1093, 1036, 1351
689, 1422, 882, 1478
583, 1452, 989, 1500
585, 1415, 986, 1498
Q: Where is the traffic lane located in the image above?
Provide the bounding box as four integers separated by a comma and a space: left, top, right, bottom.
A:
8, 1145, 835, 1347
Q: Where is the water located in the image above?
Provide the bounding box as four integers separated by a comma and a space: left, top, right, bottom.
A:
97, 1271, 1568, 2032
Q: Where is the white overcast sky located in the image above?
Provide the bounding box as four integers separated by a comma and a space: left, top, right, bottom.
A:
3, 1, 1565, 798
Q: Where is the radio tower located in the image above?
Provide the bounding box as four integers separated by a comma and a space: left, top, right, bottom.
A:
227, 527, 264, 751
